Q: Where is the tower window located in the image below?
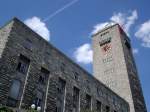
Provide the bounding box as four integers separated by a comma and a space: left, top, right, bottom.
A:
17, 54, 30, 74
104, 68, 114, 75
100, 31, 109, 37
99, 37, 112, 54
103, 56, 113, 63
99, 37, 111, 46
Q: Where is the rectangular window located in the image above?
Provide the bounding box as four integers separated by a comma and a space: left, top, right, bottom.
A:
104, 68, 114, 75
23, 39, 33, 50
103, 56, 113, 63
99, 37, 111, 46
73, 87, 80, 112
17, 54, 30, 74
85, 94, 92, 110
57, 78, 66, 112
7, 80, 21, 107
38, 68, 49, 85
96, 100, 102, 112
60, 62, 66, 72
100, 31, 109, 37
106, 106, 110, 112
33, 90, 43, 109
74, 72, 79, 81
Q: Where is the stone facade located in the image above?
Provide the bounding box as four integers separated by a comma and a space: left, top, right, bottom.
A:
92, 24, 147, 112
0, 18, 129, 112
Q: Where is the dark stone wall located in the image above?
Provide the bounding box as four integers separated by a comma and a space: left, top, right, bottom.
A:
0, 18, 129, 112
121, 32, 147, 112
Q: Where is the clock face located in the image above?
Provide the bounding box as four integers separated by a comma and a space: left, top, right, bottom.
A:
101, 43, 112, 54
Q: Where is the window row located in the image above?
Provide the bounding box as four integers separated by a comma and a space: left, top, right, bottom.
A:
56, 78, 118, 112
6, 54, 127, 112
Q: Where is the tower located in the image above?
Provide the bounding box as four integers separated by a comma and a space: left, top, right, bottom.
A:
92, 24, 147, 112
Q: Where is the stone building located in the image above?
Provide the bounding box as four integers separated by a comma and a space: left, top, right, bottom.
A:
92, 24, 147, 112
0, 17, 141, 112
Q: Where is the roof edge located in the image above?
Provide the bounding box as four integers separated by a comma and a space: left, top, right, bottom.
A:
92, 23, 119, 37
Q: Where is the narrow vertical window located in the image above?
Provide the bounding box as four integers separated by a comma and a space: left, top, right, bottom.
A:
17, 54, 30, 74
33, 90, 43, 109
73, 87, 80, 112
106, 106, 110, 112
60, 62, 66, 72
57, 78, 66, 112
74, 72, 79, 81
96, 100, 102, 112
7, 80, 21, 107
38, 68, 49, 85
85, 94, 91, 110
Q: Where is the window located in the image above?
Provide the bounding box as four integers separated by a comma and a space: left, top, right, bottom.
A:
60, 63, 66, 72
96, 100, 102, 112
39, 76, 45, 84
17, 54, 30, 74
85, 80, 91, 93
33, 90, 43, 109
7, 80, 21, 107
23, 39, 33, 50
100, 31, 109, 37
99, 37, 111, 46
97, 87, 102, 97
103, 56, 113, 63
38, 68, 49, 85
73, 87, 80, 112
104, 68, 114, 75
57, 78, 66, 112
74, 72, 79, 81
85, 94, 91, 110
106, 106, 110, 112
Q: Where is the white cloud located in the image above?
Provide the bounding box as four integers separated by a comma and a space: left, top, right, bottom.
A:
91, 22, 109, 35
124, 10, 138, 34
110, 12, 125, 26
132, 48, 139, 54
74, 43, 93, 64
135, 20, 150, 48
24, 16, 50, 41
91, 10, 138, 35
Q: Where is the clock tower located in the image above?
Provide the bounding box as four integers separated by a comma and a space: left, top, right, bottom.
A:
92, 24, 147, 112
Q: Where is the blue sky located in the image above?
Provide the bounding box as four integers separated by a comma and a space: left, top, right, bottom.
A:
0, 0, 150, 111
